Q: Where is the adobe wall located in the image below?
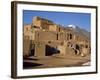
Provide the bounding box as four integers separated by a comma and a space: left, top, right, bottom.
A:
34, 31, 57, 41
33, 31, 75, 42
32, 16, 54, 30
49, 24, 58, 32
32, 20, 41, 28
24, 24, 31, 33
34, 42, 45, 57
23, 38, 31, 57
24, 31, 35, 40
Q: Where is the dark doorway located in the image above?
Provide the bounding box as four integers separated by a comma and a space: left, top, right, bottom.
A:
30, 44, 35, 56
45, 45, 60, 56
30, 49, 35, 56
75, 44, 80, 55
76, 44, 80, 50
70, 34, 72, 39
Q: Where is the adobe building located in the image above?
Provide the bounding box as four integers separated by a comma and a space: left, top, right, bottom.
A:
23, 16, 90, 57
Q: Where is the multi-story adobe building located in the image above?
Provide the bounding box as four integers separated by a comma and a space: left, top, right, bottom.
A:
23, 16, 90, 57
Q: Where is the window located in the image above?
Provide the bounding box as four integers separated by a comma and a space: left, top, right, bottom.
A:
57, 34, 58, 40
70, 33, 72, 39
85, 45, 88, 48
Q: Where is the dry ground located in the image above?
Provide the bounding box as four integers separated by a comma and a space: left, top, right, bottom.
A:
23, 53, 90, 69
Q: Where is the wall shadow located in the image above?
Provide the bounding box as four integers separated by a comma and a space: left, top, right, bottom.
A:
23, 62, 43, 69
46, 45, 60, 56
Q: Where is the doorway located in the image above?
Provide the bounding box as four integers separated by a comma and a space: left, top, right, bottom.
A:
45, 45, 60, 56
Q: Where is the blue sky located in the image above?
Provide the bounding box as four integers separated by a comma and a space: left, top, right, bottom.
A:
23, 10, 91, 31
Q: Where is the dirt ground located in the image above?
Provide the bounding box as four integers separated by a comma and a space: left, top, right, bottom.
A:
23, 53, 91, 69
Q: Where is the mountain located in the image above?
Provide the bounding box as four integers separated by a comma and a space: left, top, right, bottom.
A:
67, 24, 76, 29
75, 26, 90, 39
67, 25, 90, 40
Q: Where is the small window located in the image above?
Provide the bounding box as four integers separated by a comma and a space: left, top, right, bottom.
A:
57, 34, 58, 40
48, 41, 51, 44
86, 45, 88, 48
70, 34, 72, 39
